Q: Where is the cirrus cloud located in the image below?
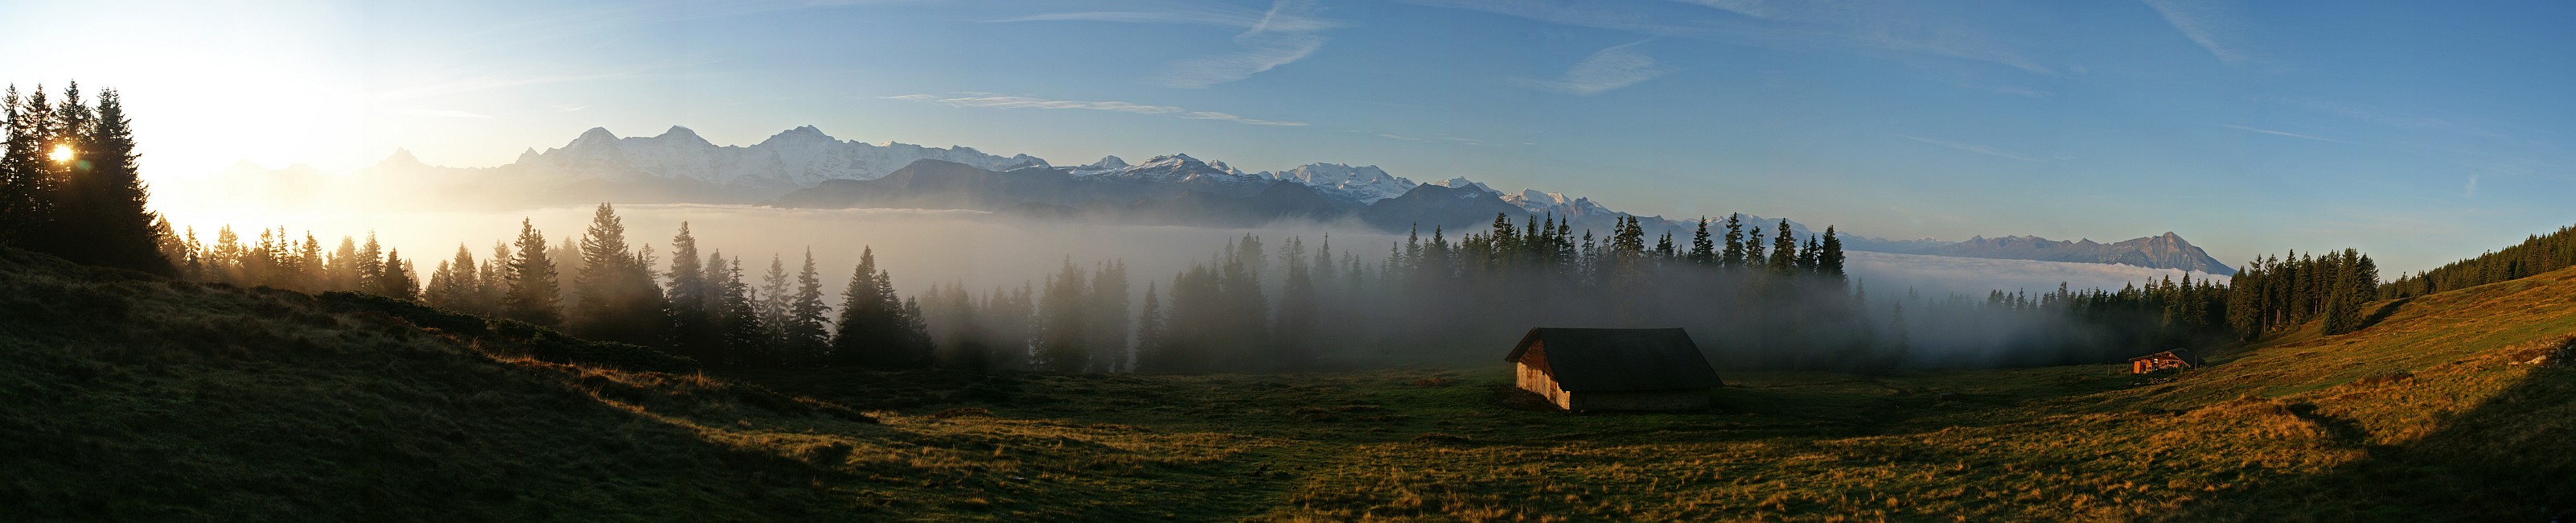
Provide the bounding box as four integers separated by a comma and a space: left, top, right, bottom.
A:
881, 93, 1306, 126
1522, 40, 1670, 95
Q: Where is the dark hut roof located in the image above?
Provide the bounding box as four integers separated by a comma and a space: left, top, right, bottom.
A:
1502, 327, 1721, 392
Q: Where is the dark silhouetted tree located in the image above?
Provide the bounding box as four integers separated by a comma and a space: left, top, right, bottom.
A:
569, 204, 668, 346
501, 219, 561, 326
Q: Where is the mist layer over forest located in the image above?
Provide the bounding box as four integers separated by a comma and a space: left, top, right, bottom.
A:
154, 203, 2236, 369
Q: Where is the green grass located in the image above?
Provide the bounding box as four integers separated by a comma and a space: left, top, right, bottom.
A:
4, 245, 2573, 521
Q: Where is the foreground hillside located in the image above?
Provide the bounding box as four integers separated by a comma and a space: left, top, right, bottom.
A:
0, 249, 881, 520
2, 246, 2571, 520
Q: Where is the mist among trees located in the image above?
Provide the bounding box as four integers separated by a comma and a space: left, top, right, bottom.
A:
0, 83, 2406, 374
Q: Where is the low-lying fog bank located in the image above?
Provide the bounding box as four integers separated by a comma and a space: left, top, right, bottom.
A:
160, 203, 2227, 303
156, 202, 2237, 369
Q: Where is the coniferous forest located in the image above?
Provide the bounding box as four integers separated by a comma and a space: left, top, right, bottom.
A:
2380, 224, 2576, 299
0, 82, 170, 277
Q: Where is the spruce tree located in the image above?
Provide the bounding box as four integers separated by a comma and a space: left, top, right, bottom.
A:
501, 219, 561, 326
433, 245, 479, 311
1089, 260, 1131, 372
0, 85, 39, 245
1132, 282, 1164, 373
478, 241, 512, 314
569, 204, 667, 346
757, 253, 792, 349
40, 88, 170, 274
1818, 226, 1846, 279
1744, 224, 1766, 268
355, 233, 384, 293
1035, 257, 1090, 372
781, 249, 833, 363
14, 84, 76, 255
830, 247, 928, 368
1720, 213, 1746, 268
295, 234, 324, 290
327, 237, 359, 290
1766, 220, 1797, 274
665, 222, 717, 353
1276, 240, 1318, 371
378, 249, 417, 301
1688, 217, 1715, 266
425, 260, 460, 307
1798, 236, 1821, 272
712, 254, 768, 364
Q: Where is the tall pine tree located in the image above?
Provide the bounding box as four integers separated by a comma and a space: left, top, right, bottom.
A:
501, 219, 561, 326
569, 204, 668, 346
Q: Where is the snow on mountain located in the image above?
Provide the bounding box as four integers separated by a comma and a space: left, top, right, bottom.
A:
1257, 163, 1419, 204
1425, 176, 1501, 196
514, 126, 1048, 190
358, 124, 2233, 274
1501, 189, 1623, 219
1074, 154, 1267, 186
1072, 155, 1131, 175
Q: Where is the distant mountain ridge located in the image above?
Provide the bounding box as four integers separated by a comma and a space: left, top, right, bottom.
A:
297, 125, 2234, 274
1859, 233, 2234, 275
772, 159, 2237, 275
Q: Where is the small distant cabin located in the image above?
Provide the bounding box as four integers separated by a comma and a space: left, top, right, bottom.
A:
2129, 348, 2204, 374
1504, 327, 1722, 411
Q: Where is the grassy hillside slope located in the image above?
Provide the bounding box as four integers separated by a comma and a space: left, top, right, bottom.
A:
4, 243, 2573, 521
0, 248, 887, 520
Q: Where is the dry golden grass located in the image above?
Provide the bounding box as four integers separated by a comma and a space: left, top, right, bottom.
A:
5, 246, 2574, 521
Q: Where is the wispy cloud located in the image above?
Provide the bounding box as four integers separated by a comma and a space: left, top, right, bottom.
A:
1682, 0, 2054, 74
1159, 33, 1329, 89
1954, 81, 2054, 99
1523, 40, 1669, 95
881, 93, 1305, 126
1407, 0, 2052, 75
1898, 134, 2048, 163
1338, 130, 1490, 146
2218, 124, 2354, 145
396, 108, 495, 119
2465, 175, 2479, 198
990, 11, 1259, 27
990, 6, 1340, 32
1157, 0, 1336, 88
1003, 0, 1339, 89
2141, 0, 2253, 65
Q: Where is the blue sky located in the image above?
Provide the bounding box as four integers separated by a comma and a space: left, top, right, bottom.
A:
9, 0, 2576, 272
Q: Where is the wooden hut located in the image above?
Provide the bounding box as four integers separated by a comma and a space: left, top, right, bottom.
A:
1503, 327, 1722, 411
2128, 348, 2204, 374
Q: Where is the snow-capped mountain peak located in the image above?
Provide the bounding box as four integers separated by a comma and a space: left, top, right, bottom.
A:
758, 125, 839, 146
1078, 153, 1262, 184
1258, 163, 1419, 204
1501, 188, 1621, 218
510, 125, 1046, 190
1428, 176, 1501, 196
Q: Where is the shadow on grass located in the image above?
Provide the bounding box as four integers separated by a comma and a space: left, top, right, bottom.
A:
2356, 296, 2417, 332
2168, 365, 2576, 520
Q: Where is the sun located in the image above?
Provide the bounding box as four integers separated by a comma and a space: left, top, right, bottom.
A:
47, 144, 73, 163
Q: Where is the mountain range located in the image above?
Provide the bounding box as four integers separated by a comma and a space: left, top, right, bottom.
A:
209, 125, 2233, 274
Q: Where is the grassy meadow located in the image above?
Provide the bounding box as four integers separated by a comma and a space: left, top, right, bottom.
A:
2, 245, 2571, 521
